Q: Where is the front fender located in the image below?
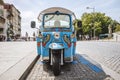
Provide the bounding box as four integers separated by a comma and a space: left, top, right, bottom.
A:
49, 43, 64, 50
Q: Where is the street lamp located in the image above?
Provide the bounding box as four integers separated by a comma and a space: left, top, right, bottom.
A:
86, 7, 96, 39
86, 7, 95, 12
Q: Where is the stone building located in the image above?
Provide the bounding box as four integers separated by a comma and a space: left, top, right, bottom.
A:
0, 5, 6, 41
0, 3, 21, 41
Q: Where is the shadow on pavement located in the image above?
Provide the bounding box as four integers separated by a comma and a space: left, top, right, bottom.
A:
39, 54, 113, 80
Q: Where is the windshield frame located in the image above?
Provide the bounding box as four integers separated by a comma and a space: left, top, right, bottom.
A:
43, 13, 72, 29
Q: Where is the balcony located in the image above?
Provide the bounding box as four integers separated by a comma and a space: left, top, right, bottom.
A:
0, 16, 5, 23
18, 15, 21, 26
15, 31, 21, 38
0, 21, 5, 28
18, 22, 21, 26
18, 28, 21, 31
18, 15, 21, 20
7, 9, 13, 20
4, 4, 13, 20
0, 9, 5, 23
0, 28, 3, 34
10, 25, 13, 30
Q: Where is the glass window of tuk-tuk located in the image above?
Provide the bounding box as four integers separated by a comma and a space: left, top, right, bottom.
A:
43, 13, 71, 29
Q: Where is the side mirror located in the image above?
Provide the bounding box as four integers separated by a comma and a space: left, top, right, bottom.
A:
77, 21, 82, 28
31, 21, 36, 28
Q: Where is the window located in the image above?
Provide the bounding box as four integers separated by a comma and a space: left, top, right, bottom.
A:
44, 14, 70, 28
0, 9, 4, 16
0, 28, 3, 33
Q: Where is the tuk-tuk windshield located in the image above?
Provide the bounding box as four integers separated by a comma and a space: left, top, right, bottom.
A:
44, 14, 70, 28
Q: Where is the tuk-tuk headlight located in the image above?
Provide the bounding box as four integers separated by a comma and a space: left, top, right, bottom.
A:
54, 32, 60, 39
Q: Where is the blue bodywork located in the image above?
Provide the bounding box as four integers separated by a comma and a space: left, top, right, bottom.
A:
36, 12, 76, 59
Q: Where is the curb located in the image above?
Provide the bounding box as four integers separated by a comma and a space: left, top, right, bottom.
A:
19, 55, 40, 80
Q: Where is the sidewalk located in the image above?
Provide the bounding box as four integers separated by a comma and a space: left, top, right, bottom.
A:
0, 42, 37, 80
98, 39, 119, 42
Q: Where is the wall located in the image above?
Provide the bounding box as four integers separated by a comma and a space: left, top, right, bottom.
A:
113, 32, 120, 42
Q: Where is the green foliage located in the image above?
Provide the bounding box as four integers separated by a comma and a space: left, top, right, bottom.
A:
81, 12, 115, 36
115, 24, 120, 32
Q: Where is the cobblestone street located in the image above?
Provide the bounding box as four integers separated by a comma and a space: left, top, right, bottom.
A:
0, 41, 119, 80
102, 55, 120, 74
27, 54, 113, 80
76, 41, 120, 80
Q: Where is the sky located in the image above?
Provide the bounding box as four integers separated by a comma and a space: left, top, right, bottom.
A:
4, 0, 120, 37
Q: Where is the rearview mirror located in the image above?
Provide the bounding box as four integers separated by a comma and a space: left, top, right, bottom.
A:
77, 21, 82, 28
31, 21, 36, 28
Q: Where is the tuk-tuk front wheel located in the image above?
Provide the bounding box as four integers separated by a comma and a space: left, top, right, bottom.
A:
52, 53, 61, 76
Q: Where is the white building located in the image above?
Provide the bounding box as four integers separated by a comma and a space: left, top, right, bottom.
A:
0, 5, 6, 41
0, 3, 21, 41
113, 31, 120, 42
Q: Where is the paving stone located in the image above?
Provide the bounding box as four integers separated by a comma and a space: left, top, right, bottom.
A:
27, 55, 114, 80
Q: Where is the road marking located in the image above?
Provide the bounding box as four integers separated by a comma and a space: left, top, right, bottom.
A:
78, 55, 103, 73
72, 61, 78, 64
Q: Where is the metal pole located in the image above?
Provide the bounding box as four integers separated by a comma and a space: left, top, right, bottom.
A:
61, 49, 63, 65
50, 50, 53, 65
86, 7, 95, 39
93, 7, 95, 39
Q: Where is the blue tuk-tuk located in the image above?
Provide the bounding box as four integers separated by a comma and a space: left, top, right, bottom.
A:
31, 7, 82, 76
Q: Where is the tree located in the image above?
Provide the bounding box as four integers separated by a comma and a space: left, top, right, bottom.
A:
111, 20, 120, 32
115, 24, 120, 32
81, 12, 114, 37
81, 13, 94, 35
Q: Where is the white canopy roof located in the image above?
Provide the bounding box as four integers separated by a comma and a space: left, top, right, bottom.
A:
40, 7, 74, 14
38, 7, 76, 21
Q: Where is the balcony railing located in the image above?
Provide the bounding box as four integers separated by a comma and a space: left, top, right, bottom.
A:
0, 16, 5, 23
0, 21, 5, 28
18, 28, 21, 32
0, 28, 3, 34
7, 9, 13, 20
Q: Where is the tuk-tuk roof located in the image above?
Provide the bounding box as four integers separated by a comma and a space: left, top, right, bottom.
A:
38, 7, 76, 21
40, 7, 74, 15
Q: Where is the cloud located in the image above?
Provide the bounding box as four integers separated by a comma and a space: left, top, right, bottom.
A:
22, 11, 35, 19
4, 0, 120, 36
20, 11, 37, 36
4, 0, 14, 3
21, 22, 36, 37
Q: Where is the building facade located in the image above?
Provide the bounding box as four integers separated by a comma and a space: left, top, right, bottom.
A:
0, 3, 21, 41
10, 4, 21, 39
0, 5, 6, 41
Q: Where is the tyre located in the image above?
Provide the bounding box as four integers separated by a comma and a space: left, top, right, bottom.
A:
52, 53, 61, 76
